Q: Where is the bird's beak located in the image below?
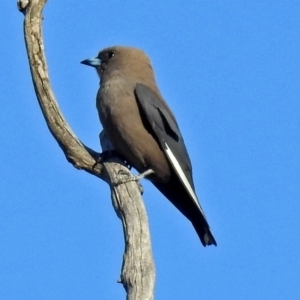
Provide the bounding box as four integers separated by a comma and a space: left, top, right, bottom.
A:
81, 57, 101, 67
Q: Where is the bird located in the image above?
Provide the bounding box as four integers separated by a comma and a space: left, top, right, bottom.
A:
81, 46, 216, 246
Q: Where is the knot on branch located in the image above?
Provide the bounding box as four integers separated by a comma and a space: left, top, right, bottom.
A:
17, 0, 29, 14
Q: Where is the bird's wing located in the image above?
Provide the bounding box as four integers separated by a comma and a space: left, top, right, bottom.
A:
135, 83, 205, 215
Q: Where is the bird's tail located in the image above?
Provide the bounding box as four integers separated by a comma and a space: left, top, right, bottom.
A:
191, 218, 217, 246
153, 178, 217, 247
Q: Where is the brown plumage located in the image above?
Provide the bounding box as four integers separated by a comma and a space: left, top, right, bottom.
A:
82, 46, 216, 246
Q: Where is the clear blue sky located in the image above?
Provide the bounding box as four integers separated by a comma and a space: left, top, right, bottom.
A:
1, 2, 299, 299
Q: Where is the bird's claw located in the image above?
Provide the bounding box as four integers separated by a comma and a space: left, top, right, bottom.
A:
113, 169, 154, 186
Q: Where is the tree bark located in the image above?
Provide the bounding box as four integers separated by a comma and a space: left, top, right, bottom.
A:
17, 1, 156, 299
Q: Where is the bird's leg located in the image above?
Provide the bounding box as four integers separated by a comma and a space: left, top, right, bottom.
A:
92, 150, 132, 169
113, 169, 154, 186
135, 169, 155, 180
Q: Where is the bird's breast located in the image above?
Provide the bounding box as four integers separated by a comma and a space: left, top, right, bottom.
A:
96, 77, 171, 182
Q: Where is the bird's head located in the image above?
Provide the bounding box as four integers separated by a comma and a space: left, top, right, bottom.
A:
81, 46, 155, 83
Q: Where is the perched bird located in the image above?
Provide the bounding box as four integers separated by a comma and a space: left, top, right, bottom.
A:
81, 46, 216, 246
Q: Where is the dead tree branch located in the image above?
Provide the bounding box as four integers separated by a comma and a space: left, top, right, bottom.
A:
17, 1, 155, 298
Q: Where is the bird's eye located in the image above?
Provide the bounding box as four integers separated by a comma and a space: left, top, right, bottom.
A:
108, 51, 115, 58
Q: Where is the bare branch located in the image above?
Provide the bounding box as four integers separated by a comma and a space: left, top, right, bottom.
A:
18, 0, 101, 176
17, 0, 156, 299
101, 163, 156, 298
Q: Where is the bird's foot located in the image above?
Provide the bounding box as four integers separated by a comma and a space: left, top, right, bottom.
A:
92, 150, 132, 169
113, 169, 154, 186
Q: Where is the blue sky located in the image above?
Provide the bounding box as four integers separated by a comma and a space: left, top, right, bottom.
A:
1, 1, 300, 299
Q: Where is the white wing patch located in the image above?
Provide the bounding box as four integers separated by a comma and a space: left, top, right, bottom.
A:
164, 142, 205, 216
